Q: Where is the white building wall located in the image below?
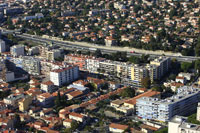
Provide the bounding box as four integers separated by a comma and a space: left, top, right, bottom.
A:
0, 39, 6, 53
50, 66, 79, 86
11, 45, 25, 57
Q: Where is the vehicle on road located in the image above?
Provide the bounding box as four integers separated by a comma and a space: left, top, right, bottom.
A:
89, 48, 97, 51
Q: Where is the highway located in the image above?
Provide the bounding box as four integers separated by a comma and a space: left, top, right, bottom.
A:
1, 29, 200, 62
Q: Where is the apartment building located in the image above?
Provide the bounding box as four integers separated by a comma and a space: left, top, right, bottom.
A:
64, 54, 88, 70
146, 64, 160, 82
37, 93, 55, 107
124, 89, 160, 110
99, 60, 129, 77
40, 60, 62, 75
50, 65, 79, 86
46, 49, 61, 61
18, 95, 33, 112
150, 56, 170, 78
41, 80, 55, 93
4, 94, 25, 106
28, 46, 39, 55
128, 64, 149, 87
168, 116, 200, 133
38, 45, 62, 61
0, 39, 6, 53
86, 57, 105, 73
22, 56, 41, 75
136, 86, 200, 122
10, 45, 25, 57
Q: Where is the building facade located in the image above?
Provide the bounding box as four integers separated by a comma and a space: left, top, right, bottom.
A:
22, 56, 41, 75
136, 86, 200, 122
169, 116, 200, 133
50, 66, 79, 86
150, 56, 170, 78
0, 39, 6, 53
10, 45, 25, 57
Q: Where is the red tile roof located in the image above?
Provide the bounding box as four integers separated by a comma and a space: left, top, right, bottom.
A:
42, 81, 54, 86
140, 124, 159, 131
69, 112, 84, 119
125, 89, 160, 105
109, 123, 128, 130
67, 90, 83, 97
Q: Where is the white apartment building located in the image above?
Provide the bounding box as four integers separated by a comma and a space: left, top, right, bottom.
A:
86, 57, 105, 73
136, 86, 200, 122
169, 116, 200, 133
10, 45, 25, 57
0, 39, 6, 53
50, 66, 79, 86
22, 56, 41, 75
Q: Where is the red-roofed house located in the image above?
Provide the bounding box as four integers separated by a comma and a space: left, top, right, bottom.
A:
66, 90, 83, 100
109, 123, 128, 133
176, 76, 186, 84
37, 93, 55, 107
41, 81, 56, 93
69, 112, 86, 122
63, 119, 73, 128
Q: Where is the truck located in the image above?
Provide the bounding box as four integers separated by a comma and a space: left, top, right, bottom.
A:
89, 48, 97, 51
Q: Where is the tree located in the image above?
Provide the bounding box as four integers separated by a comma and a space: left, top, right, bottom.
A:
195, 37, 200, 56
195, 59, 200, 74
152, 85, 166, 92
120, 87, 135, 98
64, 121, 79, 133
128, 56, 141, 64
109, 94, 120, 100
54, 90, 61, 107
71, 121, 79, 131
94, 49, 102, 57
154, 127, 168, 133
181, 62, 193, 72
101, 82, 109, 90
141, 77, 151, 89
85, 83, 97, 91
14, 114, 21, 129
187, 114, 200, 124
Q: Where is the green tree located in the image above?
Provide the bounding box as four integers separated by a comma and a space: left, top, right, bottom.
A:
101, 82, 109, 90
54, 90, 61, 107
154, 127, 168, 133
152, 85, 166, 92
141, 77, 151, 89
85, 83, 97, 91
94, 49, 102, 57
120, 87, 135, 98
64, 121, 79, 133
187, 114, 200, 124
128, 56, 141, 64
14, 114, 21, 129
181, 62, 193, 72
195, 37, 200, 56
195, 59, 200, 73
